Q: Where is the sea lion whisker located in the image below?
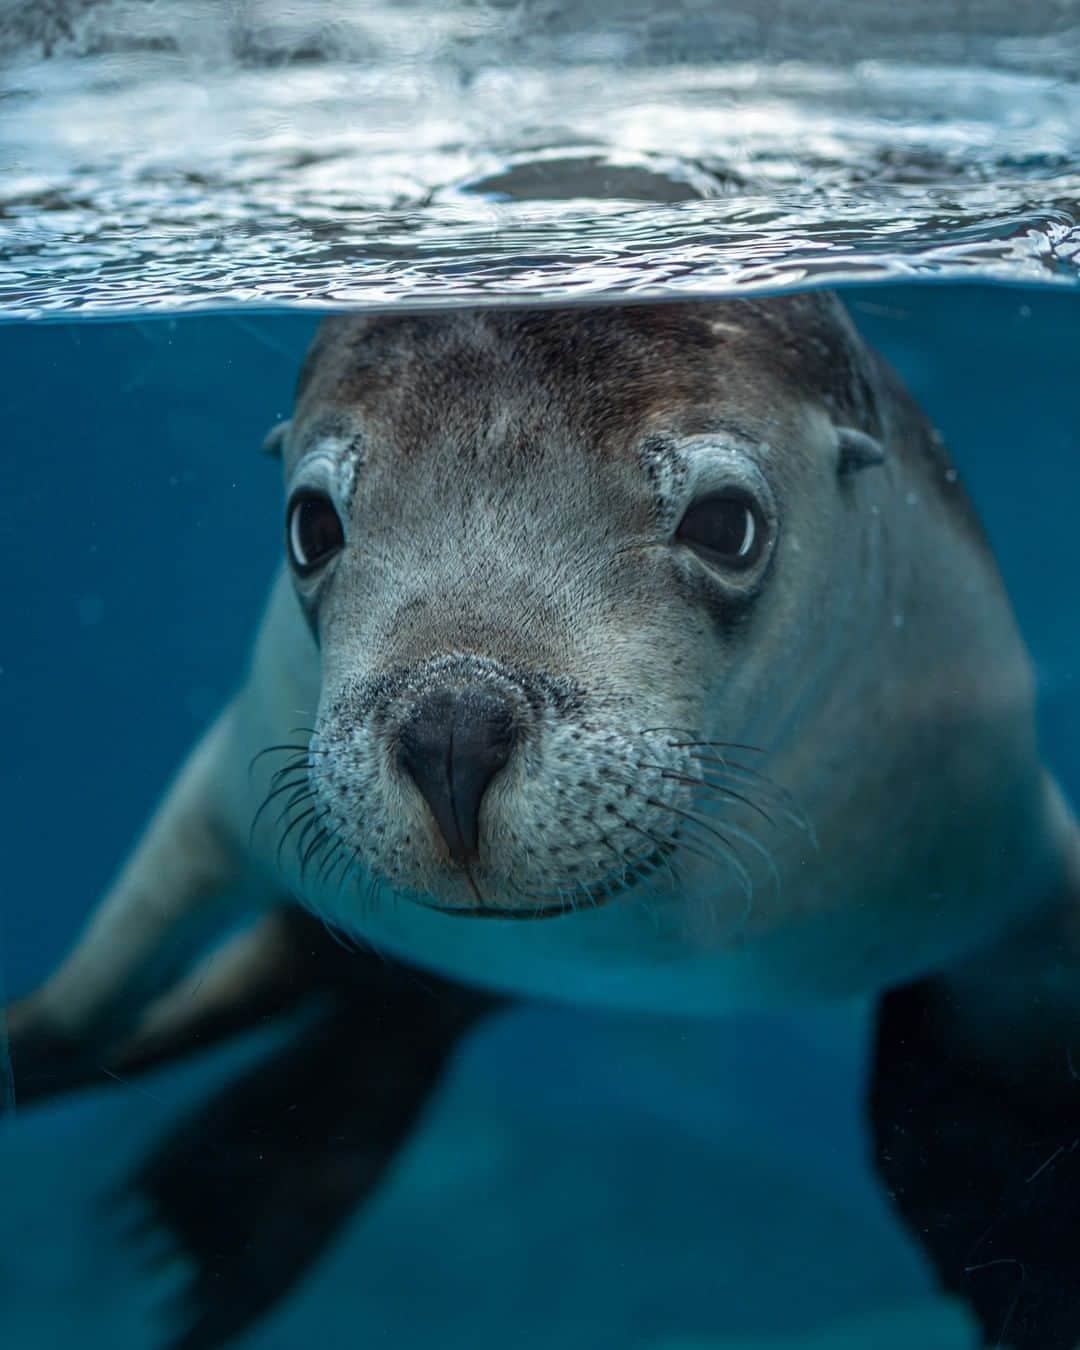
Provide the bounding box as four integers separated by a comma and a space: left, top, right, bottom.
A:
316, 839, 345, 888
551, 887, 575, 918
680, 781, 779, 831
294, 810, 323, 862
683, 754, 812, 829
637, 864, 673, 929
360, 871, 379, 917
250, 779, 313, 840
636, 762, 778, 830
300, 832, 331, 885
623, 818, 708, 870
331, 845, 360, 894
320, 915, 361, 955
249, 772, 311, 820
276, 806, 316, 865
699, 770, 805, 822
265, 776, 314, 819
638, 807, 755, 905
598, 768, 750, 890
609, 825, 684, 897
258, 767, 309, 803
651, 834, 686, 892
579, 880, 605, 913
694, 780, 814, 841
634, 736, 789, 812
625, 819, 739, 903
273, 790, 313, 831
268, 756, 316, 787
269, 785, 316, 832
248, 743, 320, 775
599, 834, 661, 887
693, 836, 755, 908
694, 815, 780, 895
321, 833, 355, 891
683, 752, 781, 789
501, 874, 591, 909
328, 847, 353, 896
668, 740, 768, 757
636, 724, 703, 739
299, 820, 333, 880
643, 730, 768, 757
650, 797, 776, 893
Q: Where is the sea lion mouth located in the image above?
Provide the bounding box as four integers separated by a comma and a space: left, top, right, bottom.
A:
414, 844, 673, 919
419, 900, 578, 920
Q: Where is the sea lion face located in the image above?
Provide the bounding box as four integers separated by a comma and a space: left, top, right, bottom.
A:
271, 298, 883, 921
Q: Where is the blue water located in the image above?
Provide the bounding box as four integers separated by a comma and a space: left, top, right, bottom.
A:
0, 282, 1077, 1349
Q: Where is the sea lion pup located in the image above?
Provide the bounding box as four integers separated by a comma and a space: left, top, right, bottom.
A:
6, 296, 1080, 1348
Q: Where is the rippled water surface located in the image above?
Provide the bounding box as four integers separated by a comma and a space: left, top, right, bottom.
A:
1, 0, 1078, 317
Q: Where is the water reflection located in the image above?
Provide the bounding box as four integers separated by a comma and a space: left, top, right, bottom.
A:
0, 1, 1077, 317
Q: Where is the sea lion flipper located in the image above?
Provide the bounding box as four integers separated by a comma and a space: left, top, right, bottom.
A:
871, 775, 1080, 1348
7, 907, 340, 1104
8, 708, 262, 1103
106, 907, 355, 1079
871, 974, 1080, 1350
118, 965, 499, 1350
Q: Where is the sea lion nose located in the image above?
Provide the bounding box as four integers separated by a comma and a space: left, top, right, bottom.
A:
397, 686, 517, 866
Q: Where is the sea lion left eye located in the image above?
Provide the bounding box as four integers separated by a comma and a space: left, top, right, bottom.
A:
287, 492, 344, 574
676, 491, 763, 570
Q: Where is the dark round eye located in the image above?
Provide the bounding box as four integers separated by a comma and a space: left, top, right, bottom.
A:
676, 491, 764, 570
287, 492, 344, 574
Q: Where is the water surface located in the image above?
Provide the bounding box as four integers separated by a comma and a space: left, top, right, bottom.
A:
1, 0, 1077, 317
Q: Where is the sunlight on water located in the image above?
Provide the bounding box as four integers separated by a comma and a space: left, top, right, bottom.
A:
0, 0, 1077, 318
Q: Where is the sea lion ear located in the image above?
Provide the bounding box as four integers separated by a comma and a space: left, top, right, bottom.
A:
261, 420, 291, 458
836, 427, 886, 475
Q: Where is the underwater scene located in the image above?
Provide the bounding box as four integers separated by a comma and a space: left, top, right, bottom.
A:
2, 4, 1079, 1350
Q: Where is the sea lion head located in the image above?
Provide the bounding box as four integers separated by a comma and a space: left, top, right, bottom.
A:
264, 296, 886, 923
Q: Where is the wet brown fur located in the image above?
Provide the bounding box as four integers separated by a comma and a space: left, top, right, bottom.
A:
291, 294, 983, 549
297, 296, 876, 445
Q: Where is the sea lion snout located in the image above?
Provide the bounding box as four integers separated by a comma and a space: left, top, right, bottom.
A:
397, 684, 518, 867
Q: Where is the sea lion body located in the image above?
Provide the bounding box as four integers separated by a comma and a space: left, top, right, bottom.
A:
8, 294, 1080, 1348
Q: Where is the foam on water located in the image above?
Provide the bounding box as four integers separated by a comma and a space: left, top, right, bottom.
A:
0, 0, 1077, 318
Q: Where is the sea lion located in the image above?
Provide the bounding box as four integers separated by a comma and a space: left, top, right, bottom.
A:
7, 295, 1080, 1349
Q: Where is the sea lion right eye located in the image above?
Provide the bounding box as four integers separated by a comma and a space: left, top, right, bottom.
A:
287, 492, 344, 575
676, 489, 765, 571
